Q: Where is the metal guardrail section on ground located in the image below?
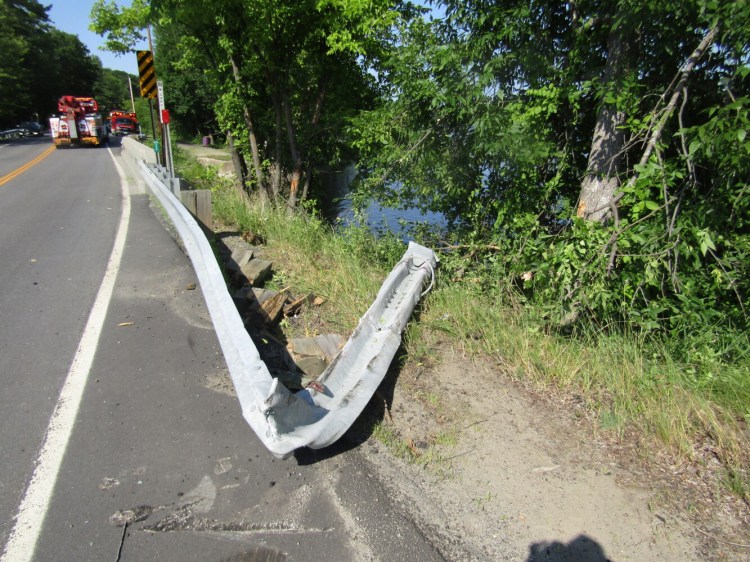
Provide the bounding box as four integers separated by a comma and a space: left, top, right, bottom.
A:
138, 160, 437, 458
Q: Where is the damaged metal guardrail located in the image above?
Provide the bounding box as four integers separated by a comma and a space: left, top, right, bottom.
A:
138, 160, 437, 458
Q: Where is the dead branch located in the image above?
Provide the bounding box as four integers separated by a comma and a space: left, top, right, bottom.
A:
593, 25, 719, 217
436, 243, 503, 253
606, 197, 621, 275
707, 248, 748, 319
378, 128, 433, 186
624, 25, 719, 191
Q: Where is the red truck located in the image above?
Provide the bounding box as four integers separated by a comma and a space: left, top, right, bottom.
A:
49, 96, 108, 148
109, 110, 139, 136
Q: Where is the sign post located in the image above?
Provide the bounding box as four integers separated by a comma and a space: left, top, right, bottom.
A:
137, 51, 160, 165
157, 80, 177, 191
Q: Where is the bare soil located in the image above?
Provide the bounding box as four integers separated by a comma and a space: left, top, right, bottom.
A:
353, 345, 750, 561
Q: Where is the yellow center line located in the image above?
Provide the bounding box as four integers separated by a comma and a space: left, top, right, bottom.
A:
0, 145, 57, 187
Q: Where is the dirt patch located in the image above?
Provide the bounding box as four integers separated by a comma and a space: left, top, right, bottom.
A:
177, 142, 232, 161
358, 347, 750, 561
201, 367, 237, 397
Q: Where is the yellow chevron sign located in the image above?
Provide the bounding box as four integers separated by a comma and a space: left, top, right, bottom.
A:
137, 50, 157, 99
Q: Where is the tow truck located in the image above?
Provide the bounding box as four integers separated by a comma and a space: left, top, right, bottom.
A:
49, 96, 108, 148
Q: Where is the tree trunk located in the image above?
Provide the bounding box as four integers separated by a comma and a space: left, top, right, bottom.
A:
229, 53, 266, 196
281, 89, 303, 209
301, 84, 326, 202
271, 89, 283, 199
577, 30, 629, 222
226, 130, 248, 194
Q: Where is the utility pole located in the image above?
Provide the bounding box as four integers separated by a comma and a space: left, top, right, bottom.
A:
127, 76, 136, 113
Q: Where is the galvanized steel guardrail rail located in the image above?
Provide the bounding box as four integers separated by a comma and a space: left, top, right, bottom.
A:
133, 149, 437, 458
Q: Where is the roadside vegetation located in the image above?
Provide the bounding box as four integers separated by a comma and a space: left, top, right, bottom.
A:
177, 150, 749, 502
104, 0, 748, 503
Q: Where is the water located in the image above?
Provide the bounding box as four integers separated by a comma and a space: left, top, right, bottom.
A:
337, 199, 447, 241
318, 166, 447, 241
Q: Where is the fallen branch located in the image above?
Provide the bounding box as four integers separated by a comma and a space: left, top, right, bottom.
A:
436, 244, 503, 253
695, 526, 750, 549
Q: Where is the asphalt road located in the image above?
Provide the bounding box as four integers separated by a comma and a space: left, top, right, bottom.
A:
0, 137, 122, 556
0, 136, 450, 561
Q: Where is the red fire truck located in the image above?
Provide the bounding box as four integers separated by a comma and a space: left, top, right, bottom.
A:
109, 110, 139, 136
49, 96, 108, 148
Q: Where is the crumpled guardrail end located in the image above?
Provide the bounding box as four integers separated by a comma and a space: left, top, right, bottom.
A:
134, 156, 437, 459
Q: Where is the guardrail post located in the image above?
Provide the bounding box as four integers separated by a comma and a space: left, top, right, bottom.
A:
179, 189, 213, 230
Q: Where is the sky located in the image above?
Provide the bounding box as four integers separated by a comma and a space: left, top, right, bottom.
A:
47, 1, 147, 76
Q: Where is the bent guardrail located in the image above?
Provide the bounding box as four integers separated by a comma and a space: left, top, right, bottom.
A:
136, 158, 437, 458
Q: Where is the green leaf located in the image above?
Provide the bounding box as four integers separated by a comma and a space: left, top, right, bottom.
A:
739, 129, 747, 143
698, 229, 717, 257
644, 200, 660, 211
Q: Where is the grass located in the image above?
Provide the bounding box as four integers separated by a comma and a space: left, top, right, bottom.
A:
411, 279, 749, 499
371, 421, 456, 475
176, 149, 749, 502
209, 179, 390, 336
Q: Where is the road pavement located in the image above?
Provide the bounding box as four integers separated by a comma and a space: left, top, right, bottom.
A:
0, 136, 451, 561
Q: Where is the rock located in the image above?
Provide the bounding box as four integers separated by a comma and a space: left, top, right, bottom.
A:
234, 286, 271, 316
259, 291, 288, 323
314, 334, 346, 363
287, 337, 327, 360
226, 248, 253, 273
239, 258, 272, 285
283, 293, 314, 317
196, 156, 234, 177
287, 334, 345, 363
248, 287, 277, 306
296, 356, 328, 378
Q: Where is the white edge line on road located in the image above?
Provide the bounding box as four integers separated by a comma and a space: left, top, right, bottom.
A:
1, 147, 131, 562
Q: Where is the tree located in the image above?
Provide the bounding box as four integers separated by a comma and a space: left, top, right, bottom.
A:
93, 67, 139, 116
0, 1, 107, 126
91, 0, 397, 207
151, 23, 215, 141
349, 0, 750, 341
29, 29, 103, 114
0, 0, 50, 125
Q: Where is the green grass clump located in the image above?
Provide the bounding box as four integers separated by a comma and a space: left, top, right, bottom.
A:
209, 181, 394, 334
